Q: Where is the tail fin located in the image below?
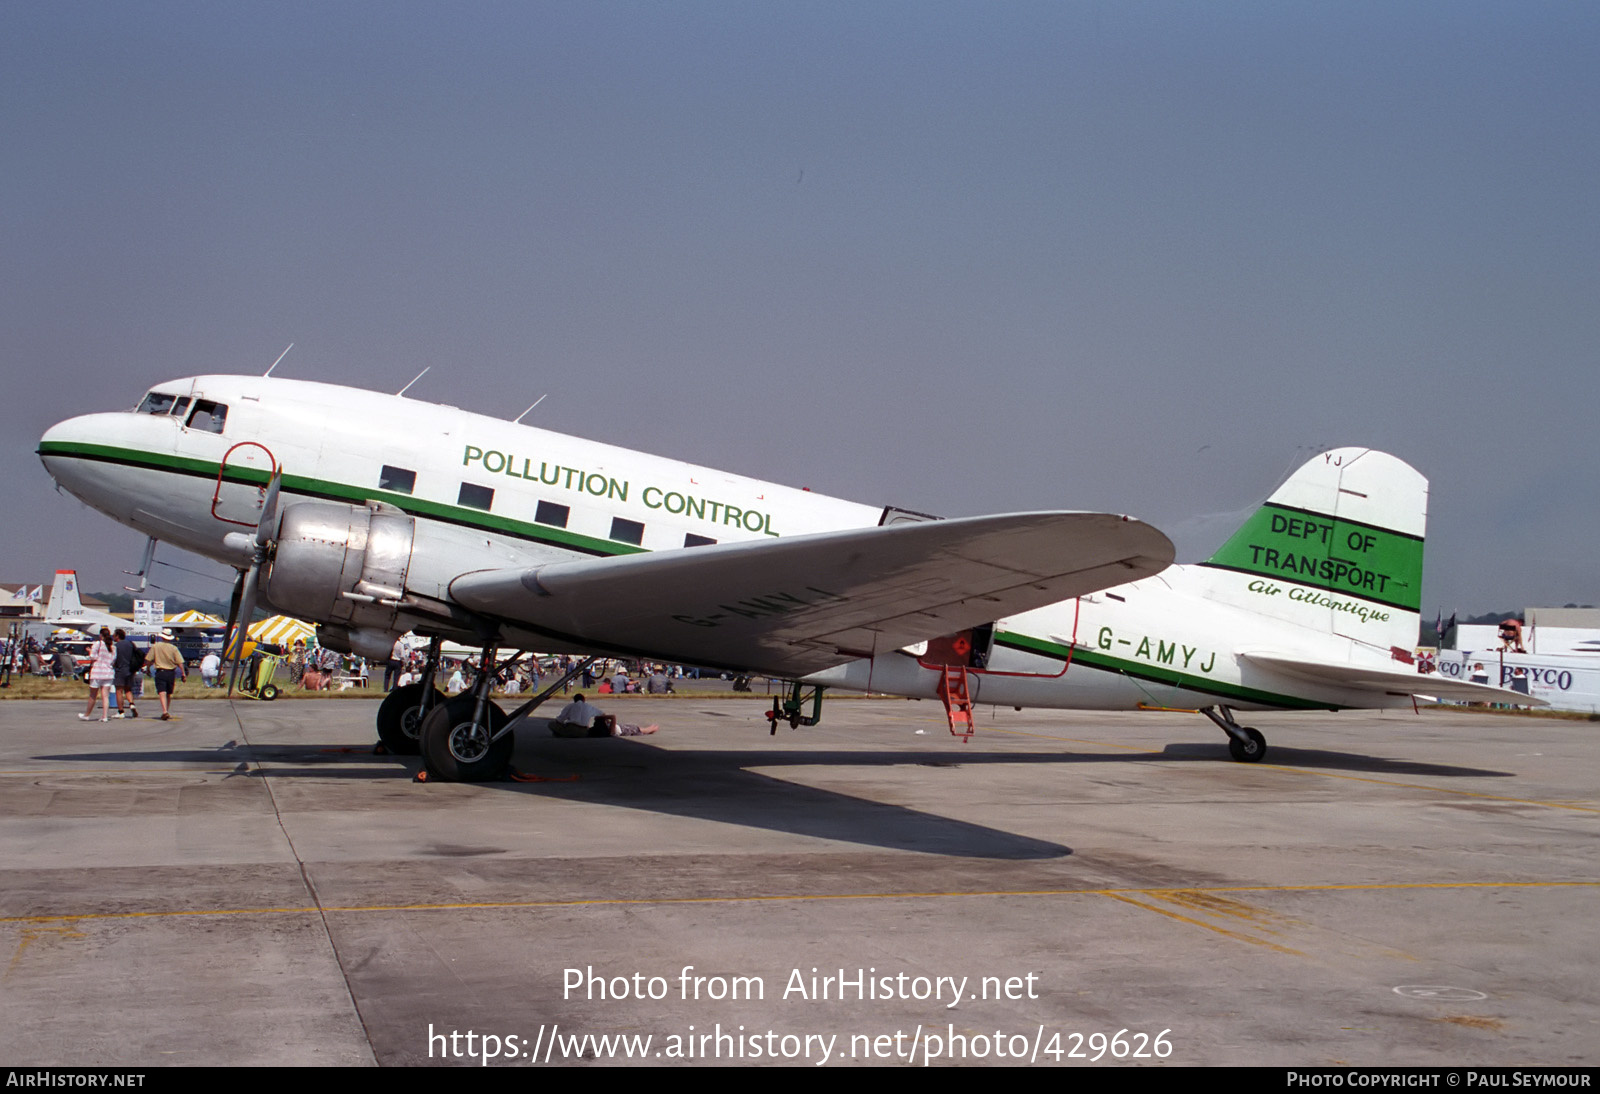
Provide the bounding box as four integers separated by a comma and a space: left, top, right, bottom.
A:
47, 570, 87, 622
1197, 449, 1426, 654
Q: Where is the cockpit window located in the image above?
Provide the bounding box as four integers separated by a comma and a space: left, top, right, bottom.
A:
137, 392, 179, 415
186, 400, 228, 434
136, 392, 194, 418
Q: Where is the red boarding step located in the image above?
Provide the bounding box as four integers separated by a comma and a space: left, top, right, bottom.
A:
937, 664, 974, 741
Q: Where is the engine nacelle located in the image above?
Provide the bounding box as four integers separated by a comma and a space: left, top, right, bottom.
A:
316, 623, 403, 662
263, 500, 416, 640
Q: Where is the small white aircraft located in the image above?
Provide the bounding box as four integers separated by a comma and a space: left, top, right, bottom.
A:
41, 569, 228, 646
40, 570, 142, 634
38, 375, 1530, 779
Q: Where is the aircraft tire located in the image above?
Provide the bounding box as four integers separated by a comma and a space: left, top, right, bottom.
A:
421, 696, 512, 782
1228, 727, 1267, 763
377, 682, 437, 756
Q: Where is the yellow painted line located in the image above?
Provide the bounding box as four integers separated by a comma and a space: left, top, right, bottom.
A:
0, 769, 244, 776
1250, 764, 1600, 814
3, 879, 1594, 928
5, 925, 88, 982
1101, 891, 1305, 956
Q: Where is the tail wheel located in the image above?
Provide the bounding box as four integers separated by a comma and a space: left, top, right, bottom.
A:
1228, 727, 1267, 763
420, 696, 512, 782
376, 682, 436, 755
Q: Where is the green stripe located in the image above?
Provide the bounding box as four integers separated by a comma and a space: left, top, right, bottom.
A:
995, 631, 1336, 710
38, 440, 643, 559
1202, 502, 1422, 612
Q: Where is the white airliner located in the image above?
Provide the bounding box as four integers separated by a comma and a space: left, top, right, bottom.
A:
38, 375, 1530, 780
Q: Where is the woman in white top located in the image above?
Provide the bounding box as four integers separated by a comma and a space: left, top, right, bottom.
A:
81, 628, 116, 722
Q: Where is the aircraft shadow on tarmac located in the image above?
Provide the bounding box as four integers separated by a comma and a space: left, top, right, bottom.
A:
1152, 741, 1514, 779
34, 727, 1514, 861
36, 737, 1073, 860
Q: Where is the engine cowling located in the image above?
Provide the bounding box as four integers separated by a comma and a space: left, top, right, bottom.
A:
262, 500, 416, 654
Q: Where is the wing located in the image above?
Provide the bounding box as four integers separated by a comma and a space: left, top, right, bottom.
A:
1239, 651, 1549, 707
450, 511, 1174, 676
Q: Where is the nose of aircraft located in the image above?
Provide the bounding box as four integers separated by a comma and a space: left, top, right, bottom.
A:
39, 411, 111, 468
41, 413, 90, 445
38, 410, 174, 518
39, 412, 110, 504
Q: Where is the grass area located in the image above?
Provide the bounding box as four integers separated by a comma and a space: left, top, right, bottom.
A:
1420, 702, 1600, 722
0, 673, 790, 703
6, 673, 1587, 716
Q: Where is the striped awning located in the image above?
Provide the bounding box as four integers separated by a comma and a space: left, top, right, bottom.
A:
167, 609, 224, 624
247, 615, 316, 647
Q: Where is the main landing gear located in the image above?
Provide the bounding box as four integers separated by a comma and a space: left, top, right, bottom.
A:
420, 643, 511, 782
421, 693, 512, 782
376, 636, 443, 755
1200, 705, 1268, 763
398, 647, 599, 782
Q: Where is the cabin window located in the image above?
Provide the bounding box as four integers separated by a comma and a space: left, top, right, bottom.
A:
458, 483, 494, 511
609, 517, 644, 546
535, 500, 569, 528
379, 466, 416, 494
685, 534, 717, 548
186, 400, 228, 434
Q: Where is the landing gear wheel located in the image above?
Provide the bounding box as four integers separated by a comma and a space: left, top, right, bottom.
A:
377, 682, 436, 756
420, 696, 512, 782
1228, 726, 1267, 763
258, 683, 279, 701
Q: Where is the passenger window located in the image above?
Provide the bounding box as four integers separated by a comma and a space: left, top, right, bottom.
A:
380, 466, 416, 494
186, 400, 228, 434
610, 517, 644, 546
458, 483, 494, 511
535, 500, 570, 528
685, 534, 717, 548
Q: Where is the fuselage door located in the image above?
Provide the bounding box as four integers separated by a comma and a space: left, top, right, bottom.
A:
211, 438, 277, 528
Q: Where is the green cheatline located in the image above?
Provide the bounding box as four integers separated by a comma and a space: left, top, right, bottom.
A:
37, 440, 642, 559
995, 631, 1335, 710
1201, 502, 1422, 613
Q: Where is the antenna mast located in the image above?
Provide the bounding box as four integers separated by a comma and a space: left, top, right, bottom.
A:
263, 344, 294, 378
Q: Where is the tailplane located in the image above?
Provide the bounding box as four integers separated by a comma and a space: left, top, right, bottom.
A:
1195, 448, 1426, 655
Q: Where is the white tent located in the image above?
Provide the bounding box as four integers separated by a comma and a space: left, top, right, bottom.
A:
247, 615, 315, 647
167, 609, 224, 625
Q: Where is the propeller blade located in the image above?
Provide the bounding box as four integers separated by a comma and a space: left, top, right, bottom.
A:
222, 568, 246, 662
228, 468, 281, 696
255, 470, 282, 551
225, 561, 261, 697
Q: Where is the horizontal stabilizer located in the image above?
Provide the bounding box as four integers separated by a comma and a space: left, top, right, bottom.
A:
450, 511, 1174, 676
1239, 651, 1548, 707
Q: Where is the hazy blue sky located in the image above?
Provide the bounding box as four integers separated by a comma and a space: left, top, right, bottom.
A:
5, 1, 1596, 616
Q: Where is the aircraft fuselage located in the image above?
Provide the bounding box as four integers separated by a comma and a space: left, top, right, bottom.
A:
40, 375, 1425, 716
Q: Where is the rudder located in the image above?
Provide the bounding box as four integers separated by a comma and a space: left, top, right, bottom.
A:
47, 570, 87, 621
1198, 448, 1426, 654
